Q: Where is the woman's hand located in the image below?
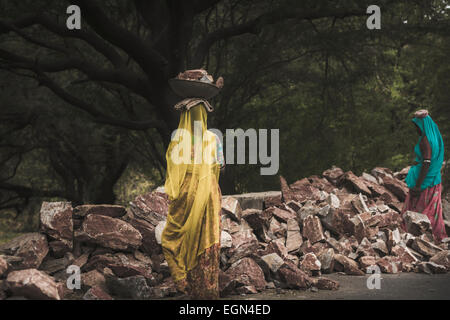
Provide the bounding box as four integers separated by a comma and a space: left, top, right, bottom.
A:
410, 186, 422, 198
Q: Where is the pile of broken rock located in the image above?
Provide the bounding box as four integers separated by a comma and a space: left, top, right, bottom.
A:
0, 166, 449, 300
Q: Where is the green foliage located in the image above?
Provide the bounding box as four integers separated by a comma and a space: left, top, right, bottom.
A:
0, 0, 449, 234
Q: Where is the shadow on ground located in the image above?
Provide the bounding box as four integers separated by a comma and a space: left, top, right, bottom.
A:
163, 273, 450, 300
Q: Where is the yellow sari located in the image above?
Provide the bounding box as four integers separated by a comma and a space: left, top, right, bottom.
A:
161, 103, 221, 297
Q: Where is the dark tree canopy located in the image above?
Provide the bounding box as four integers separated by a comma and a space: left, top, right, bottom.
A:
0, 0, 449, 230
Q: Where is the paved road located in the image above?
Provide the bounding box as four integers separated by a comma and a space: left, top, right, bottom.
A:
223, 273, 450, 300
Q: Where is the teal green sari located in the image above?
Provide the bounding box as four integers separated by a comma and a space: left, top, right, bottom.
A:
405, 115, 444, 190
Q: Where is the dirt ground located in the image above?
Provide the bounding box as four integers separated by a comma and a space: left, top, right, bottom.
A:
223, 273, 450, 300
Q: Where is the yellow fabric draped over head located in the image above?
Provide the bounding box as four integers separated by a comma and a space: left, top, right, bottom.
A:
162, 103, 221, 282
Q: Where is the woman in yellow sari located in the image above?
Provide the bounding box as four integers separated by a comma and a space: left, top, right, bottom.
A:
161, 102, 224, 299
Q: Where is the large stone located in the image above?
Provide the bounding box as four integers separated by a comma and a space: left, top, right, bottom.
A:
411, 237, 443, 257
320, 208, 349, 236
394, 166, 410, 180
72, 252, 90, 269
0, 233, 49, 269
358, 256, 377, 272
261, 253, 285, 273
429, 250, 450, 271
48, 240, 72, 258
264, 194, 283, 209
355, 238, 377, 258
317, 248, 335, 273
277, 260, 312, 289
297, 203, 319, 222
361, 172, 378, 184
299, 253, 321, 275
262, 239, 289, 260
6, 269, 60, 300
289, 178, 322, 203
219, 258, 266, 295
377, 211, 403, 229
129, 191, 169, 226
309, 176, 336, 193
40, 202, 73, 244
371, 167, 394, 179
300, 241, 329, 257
226, 229, 259, 265
125, 212, 159, 255
317, 204, 331, 219
326, 194, 340, 209
376, 256, 402, 274
285, 218, 302, 253
39, 253, 74, 275
344, 214, 366, 242
285, 200, 302, 212
372, 239, 388, 256
326, 237, 350, 256
388, 201, 404, 213
322, 166, 344, 185
380, 175, 408, 202
0, 255, 23, 272
366, 181, 399, 205
75, 214, 142, 251
342, 171, 372, 196
221, 197, 242, 221
333, 254, 364, 275
351, 193, 370, 214
384, 228, 401, 252
148, 254, 168, 278
241, 209, 271, 241
81, 270, 106, 290
150, 277, 178, 298
73, 204, 126, 218
390, 245, 418, 265
303, 215, 325, 244
312, 277, 340, 290
221, 214, 246, 235
83, 286, 113, 300
83, 252, 154, 281
403, 211, 431, 236
267, 217, 286, 240
220, 231, 233, 249
105, 275, 154, 299
267, 207, 296, 223
418, 262, 447, 274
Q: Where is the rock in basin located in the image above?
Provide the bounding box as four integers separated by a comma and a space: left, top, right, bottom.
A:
0, 233, 49, 269
5, 269, 60, 300
73, 204, 126, 218
75, 214, 142, 251
40, 201, 73, 244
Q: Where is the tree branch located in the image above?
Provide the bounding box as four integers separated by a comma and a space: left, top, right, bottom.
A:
0, 182, 68, 199
192, 5, 368, 67
71, 0, 169, 78
0, 13, 126, 68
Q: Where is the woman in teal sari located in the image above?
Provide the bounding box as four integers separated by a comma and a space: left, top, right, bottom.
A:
402, 109, 447, 242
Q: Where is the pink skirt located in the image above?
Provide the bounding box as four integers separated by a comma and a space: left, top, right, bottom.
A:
401, 183, 447, 242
